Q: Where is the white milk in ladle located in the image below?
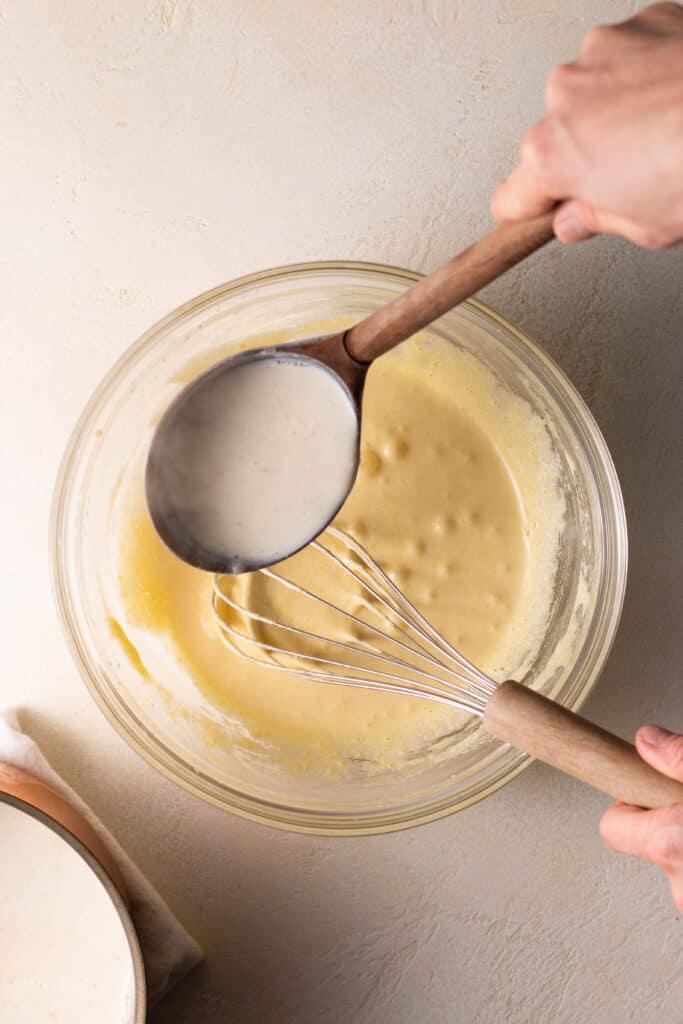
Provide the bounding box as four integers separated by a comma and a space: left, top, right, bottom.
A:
0, 802, 135, 1023
152, 355, 359, 569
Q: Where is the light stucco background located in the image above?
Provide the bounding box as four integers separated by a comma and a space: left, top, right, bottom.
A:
2, 1, 682, 1021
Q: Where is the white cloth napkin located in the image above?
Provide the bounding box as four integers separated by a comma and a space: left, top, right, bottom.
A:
0, 709, 203, 1007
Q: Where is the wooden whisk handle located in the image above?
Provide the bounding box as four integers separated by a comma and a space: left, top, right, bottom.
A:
483, 681, 683, 809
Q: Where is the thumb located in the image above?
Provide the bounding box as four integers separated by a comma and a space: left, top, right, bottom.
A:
636, 726, 683, 783
553, 199, 669, 248
553, 200, 596, 243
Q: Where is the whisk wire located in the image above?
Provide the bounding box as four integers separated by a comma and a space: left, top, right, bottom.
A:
323, 527, 495, 694
214, 616, 482, 712
273, 549, 483, 691
213, 576, 486, 708
212, 526, 498, 716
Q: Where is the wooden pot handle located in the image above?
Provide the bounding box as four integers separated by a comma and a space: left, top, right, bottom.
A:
483, 681, 683, 809
346, 211, 556, 364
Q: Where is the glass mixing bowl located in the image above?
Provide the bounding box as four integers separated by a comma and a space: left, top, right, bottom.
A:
51, 262, 627, 835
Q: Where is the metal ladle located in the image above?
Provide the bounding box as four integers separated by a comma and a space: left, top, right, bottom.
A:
146, 212, 555, 572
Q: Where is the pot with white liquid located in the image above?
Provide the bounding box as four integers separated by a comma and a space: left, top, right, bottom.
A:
0, 775, 146, 1023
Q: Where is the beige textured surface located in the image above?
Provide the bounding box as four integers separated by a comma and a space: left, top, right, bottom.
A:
2, 1, 682, 1021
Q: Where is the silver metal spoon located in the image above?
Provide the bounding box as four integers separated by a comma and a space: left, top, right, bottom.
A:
146, 212, 556, 573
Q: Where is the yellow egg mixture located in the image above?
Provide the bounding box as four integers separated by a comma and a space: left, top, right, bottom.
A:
112, 333, 564, 775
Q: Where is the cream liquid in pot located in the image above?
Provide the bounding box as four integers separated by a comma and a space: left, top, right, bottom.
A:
0, 803, 134, 1024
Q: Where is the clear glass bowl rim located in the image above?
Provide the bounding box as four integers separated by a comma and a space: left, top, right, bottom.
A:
50, 260, 628, 836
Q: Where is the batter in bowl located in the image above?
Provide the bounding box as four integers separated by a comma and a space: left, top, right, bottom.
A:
110, 332, 564, 775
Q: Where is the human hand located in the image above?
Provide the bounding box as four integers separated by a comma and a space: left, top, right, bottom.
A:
601, 726, 683, 910
491, 2, 683, 249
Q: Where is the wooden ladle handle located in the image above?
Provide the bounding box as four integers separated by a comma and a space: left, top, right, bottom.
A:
483, 681, 683, 809
346, 211, 556, 364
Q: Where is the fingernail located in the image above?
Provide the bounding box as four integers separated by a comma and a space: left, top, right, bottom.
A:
554, 212, 585, 243
638, 725, 671, 748
649, 825, 683, 868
